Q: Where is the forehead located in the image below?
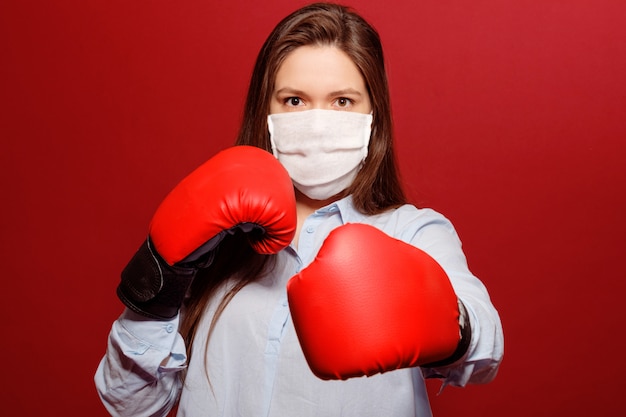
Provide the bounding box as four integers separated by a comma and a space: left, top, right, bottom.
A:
274, 45, 367, 92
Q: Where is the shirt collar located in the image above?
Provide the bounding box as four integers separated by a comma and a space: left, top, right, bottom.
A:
316, 195, 368, 224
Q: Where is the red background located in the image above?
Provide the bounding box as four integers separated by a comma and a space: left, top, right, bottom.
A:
1, 0, 625, 415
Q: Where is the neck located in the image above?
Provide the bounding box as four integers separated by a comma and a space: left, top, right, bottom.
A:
293, 190, 341, 249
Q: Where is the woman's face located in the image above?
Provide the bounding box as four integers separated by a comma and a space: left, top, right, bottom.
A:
270, 45, 372, 115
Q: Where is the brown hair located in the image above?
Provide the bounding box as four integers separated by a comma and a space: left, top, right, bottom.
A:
180, 2, 406, 380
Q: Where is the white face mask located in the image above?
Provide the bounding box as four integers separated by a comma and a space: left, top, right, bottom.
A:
268, 109, 373, 200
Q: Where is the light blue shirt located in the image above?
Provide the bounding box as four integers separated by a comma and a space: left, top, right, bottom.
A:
95, 196, 504, 417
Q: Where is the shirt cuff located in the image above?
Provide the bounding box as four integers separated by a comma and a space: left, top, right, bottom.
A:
117, 308, 180, 352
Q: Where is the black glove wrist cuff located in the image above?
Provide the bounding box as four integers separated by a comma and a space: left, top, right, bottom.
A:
117, 238, 197, 320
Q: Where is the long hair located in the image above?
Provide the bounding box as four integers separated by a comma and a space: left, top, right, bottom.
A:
236, 2, 406, 214
180, 2, 406, 381
179, 229, 274, 385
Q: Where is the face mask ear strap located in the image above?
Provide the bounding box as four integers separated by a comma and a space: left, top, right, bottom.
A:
362, 113, 374, 160
267, 115, 279, 158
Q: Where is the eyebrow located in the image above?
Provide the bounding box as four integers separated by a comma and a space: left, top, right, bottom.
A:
328, 88, 363, 97
274, 87, 306, 96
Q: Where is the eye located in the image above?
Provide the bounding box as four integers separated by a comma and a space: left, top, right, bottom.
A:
335, 97, 354, 108
284, 97, 303, 107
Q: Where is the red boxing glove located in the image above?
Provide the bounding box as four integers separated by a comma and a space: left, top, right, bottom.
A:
287, 223, 461, 380
118, 146, 296, 319
150, 145, 297, 264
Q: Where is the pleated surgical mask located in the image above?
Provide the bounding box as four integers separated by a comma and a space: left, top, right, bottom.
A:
268, 109, 373, 200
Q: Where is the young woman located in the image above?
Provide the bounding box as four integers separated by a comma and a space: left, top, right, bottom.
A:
96, 3, 503, 416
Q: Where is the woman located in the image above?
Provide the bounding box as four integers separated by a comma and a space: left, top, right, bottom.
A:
96, 3, 503, 416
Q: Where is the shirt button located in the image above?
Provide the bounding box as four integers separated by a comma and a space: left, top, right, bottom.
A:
306, 226, 314, 233
165, 324, 174, 333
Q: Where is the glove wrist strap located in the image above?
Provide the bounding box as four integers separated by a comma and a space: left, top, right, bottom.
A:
117, 238, 197, 320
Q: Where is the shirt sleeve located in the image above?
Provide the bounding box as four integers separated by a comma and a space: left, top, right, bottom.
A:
94, 309, 187, 417
394, 207, 504, 387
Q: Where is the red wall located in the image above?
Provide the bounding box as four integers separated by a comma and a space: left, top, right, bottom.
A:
1, 0, 625, 415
